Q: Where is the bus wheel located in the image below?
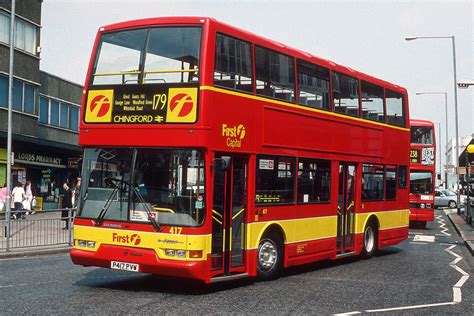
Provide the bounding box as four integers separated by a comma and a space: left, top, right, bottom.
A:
257, 235, 282, 280
448, 201, 456, 209
361, 222, 377, 259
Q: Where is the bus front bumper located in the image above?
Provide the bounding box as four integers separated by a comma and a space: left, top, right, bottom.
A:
409, 208, 434, 222
70, 245, 209, 282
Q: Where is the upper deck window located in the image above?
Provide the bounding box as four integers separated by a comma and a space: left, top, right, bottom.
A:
297, 59, 330, 110
386, 89, 406, 127
361, 81, 384, 122
411, 126, 434, 144
92, 27, 201, 85
214, 34, 253, 93
332, 72, 360, 117
255, 46, 295, 102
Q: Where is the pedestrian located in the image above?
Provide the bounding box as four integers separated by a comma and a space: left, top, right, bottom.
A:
23, 180, 34, 215
0, 183, 6, 212
61, 182, 73, 230
11, 181, 26, 220
72, 177, 81, 209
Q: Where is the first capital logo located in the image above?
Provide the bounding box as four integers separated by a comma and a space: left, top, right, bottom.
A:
85, 90, 114, 123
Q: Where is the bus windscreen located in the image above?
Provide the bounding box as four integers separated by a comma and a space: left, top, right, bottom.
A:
92, 27, 202, 85
79, 148, 205, 227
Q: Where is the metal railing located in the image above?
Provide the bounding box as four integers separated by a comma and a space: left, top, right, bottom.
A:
1, 208, 75, 252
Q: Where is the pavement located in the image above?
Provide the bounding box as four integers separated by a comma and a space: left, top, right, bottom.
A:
0, 210, 72, 259
446, 208, 474, 255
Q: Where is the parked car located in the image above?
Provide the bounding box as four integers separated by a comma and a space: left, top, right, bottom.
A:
434, 189, 464, 209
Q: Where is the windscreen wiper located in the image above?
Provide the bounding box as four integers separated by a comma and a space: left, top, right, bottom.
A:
103, 177, 161, 231
95, 180, 120, 227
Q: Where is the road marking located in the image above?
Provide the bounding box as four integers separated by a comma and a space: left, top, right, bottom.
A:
335, 213, 469, 315
409, 242, 428, 245
413, 235, 435, 242
437, 214, 451, 236
332, 312, 361, 315
365, 302, 456, 312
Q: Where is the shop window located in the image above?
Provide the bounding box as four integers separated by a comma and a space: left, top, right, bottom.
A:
386, 89, 406, 127
385, 165, 397, 200
297, 59, 330, 110
362, 163, 384, 201
214, 34, 253, 93
361, 80, 384, 122
13, 80, 22, 111
60, 103, 69, 128
24, 83, 35, 114
0, 75, 7, 108
39, 97, 49, 124
255, 155, 295, 205
297, 158, 331, 203
50, 100, 59, 126
255, 46, 295, 102
333, 72, 360, 117
70, 106, 79, 131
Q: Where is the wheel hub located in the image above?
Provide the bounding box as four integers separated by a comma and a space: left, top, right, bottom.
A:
258, 240, 277, 271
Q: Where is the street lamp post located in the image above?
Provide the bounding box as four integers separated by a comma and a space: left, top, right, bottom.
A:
406, 35, 461, 214
415, 92, 448, 189
434, 122, 442, 187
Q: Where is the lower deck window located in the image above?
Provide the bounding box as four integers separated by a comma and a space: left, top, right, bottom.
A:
297, 159, 330, 203
255, 155, 295, 204
362, 164, 384, 201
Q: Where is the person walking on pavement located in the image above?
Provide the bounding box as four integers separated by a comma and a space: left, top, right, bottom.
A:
12, 181, 26, 220
0, 183, 6, 212
72, 177, 81, 209
23, 180, 34, 215
62, 182, 73, 230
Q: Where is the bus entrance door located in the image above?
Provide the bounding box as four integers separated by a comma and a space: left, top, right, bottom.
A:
337, 163, 357, 254
211, 155, 248, 278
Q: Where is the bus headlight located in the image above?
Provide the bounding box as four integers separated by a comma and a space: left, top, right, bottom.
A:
176, 250, 186, 258
77, 240, 87, 247
87, 241, 96, 248
165, 249, 175, 257
426, 203, 432, 209
420, 203, 425, 209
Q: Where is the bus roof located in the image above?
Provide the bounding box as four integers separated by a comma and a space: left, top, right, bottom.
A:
410, 119, 435, 127
98, 16, 407, 94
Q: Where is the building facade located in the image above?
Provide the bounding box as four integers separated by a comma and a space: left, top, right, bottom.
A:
446, 136, 472, 189
0, 0, 82, 209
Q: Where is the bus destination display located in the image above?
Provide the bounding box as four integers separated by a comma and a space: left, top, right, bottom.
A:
84, 86, 198, 124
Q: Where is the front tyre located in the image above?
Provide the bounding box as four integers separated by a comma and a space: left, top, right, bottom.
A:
361, 223, 377, 258
257, 236, 283, 280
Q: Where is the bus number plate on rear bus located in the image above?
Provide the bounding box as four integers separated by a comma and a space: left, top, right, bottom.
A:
111, 261, 139, 272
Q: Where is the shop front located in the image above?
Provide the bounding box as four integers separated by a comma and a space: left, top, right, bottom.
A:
11, 148, 80, 210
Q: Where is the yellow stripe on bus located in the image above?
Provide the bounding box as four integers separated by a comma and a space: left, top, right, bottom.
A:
199, 85, 410, 132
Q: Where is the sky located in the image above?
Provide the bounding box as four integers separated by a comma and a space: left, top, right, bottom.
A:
40, 0, 473, 169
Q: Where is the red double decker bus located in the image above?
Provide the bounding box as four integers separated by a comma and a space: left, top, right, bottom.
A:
409, 119, 436, 226
71, 17, 410, 283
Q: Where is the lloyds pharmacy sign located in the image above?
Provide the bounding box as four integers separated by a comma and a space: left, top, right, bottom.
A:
14, 152, 63, 167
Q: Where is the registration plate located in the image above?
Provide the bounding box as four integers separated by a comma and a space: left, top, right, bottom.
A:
111, 261, 139, 272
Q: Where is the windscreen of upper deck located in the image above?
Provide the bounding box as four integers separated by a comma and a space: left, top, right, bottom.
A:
85, 27, 202, 125
92, 27, 201, 85
411, 126, 434, 145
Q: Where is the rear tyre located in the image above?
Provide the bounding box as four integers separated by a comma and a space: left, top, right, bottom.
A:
361, 223, 377, 259
257, 234, 283, 280
418, 221, 427, 229
448, 200, 457, 209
